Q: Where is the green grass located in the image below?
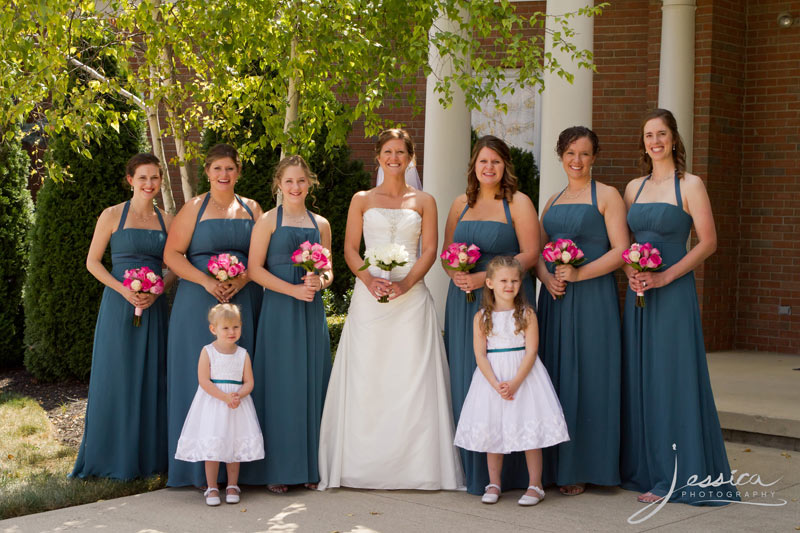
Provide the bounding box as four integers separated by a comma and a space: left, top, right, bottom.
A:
0, 391, 165, 520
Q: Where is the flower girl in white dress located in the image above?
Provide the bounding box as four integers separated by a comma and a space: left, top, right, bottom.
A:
454, 256, 569, 506
175, 303, 264, 506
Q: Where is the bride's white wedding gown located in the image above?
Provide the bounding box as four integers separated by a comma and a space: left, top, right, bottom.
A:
318, 208, 465, 490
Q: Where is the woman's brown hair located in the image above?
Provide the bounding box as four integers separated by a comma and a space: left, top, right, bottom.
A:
638, 108, 686, 179
466, 135, 518, 207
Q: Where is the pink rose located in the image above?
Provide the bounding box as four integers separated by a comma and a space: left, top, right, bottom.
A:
151, 279, 164, 295
311, 250, 324, 263
647, 255, 662, 269
314, 259, 327, 270
440, 250, 448, 260
140, 278, 153, 292
208, 262, 220, 275
622, 249, 631, 263
300, 241, 312, 252
555, 238, 570, 250
292, 250, 304, 264
448, 256, 460, 268
123, 278, 132, 289
217, 254, 231, 269
227, 266, 237, 278
311, 243, 323, 253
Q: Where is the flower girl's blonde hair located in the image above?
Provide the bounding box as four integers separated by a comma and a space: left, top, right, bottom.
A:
208, 303, 242, 326
480, 256, 529, 336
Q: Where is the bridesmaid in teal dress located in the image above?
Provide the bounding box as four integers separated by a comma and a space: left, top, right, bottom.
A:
164, 144, 263, 487
535, 127, 628, 496
71, 154, 175, 480
621, 109, 736, 505
443, 135, 540, 497
240, 156, 333, 492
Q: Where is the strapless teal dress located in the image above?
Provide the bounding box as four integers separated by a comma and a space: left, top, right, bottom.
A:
71, 201, 168, 480
621, 174, 736, 505
537, 180, 621, 488
240, 206, 331, 486
444, 199, 535, 495
167, 194, 263, 487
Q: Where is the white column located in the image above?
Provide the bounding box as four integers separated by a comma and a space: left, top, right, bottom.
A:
658, 0, 696, 171
423, 12, 471, 323
538, 0, 595, 214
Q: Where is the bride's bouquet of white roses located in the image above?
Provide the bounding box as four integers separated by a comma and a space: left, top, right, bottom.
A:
359, 243, 410, 303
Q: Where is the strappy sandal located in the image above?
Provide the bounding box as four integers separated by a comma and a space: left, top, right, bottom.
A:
226, 485, 241, 504
481, 483, 501, 504
559, 483, 585, 496
204, 487, 221, 506
518, 485, 545, 506
267, 484, 288, 494
637, 491, 663, 503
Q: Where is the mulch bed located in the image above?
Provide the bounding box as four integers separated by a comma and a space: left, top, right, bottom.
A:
0, 368, 88, 448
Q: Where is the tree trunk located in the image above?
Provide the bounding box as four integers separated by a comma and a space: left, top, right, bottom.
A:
161, 41, 194, 203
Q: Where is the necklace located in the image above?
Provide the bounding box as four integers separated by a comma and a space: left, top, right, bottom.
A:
561, 179, 591, 200
130, 202, 156, 225
209, 193, 235, 212
283, 209, 308, 226
650, 169, 676, 184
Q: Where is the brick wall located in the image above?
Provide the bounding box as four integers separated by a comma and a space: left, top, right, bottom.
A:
695, 0, 747, 351
737, 0, 800, 352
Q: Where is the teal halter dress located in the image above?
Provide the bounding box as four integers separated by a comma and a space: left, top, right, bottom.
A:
537, 180, 621, 488
444, 199, 536, 495
240, 206, 331, 486
621, 174, 737, 505
166, 194, 263, 487
71, 201, 169, 480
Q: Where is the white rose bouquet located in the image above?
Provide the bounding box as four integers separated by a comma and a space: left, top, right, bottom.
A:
359, 243, 410, 302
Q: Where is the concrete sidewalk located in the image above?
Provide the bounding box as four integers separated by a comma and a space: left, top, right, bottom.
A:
2, 443, 798, 533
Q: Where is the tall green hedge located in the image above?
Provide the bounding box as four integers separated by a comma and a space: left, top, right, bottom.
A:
23, 119, 146, 381
200, 122, 371, 307
0, 138, 34, 368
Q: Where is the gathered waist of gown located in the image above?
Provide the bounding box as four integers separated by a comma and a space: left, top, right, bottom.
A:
111, 254, 164, 281
486, 346, 525, 353
189, 250, 249, 271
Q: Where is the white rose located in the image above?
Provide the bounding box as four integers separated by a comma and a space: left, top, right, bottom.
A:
230, 256, 239, 265
146, 272, 158, 282
561, 251, 572, 263
458, 251, 468, 262
629, 250, 641, 263
130, 279, 142, 291
217, 270, 229, 281
302, 250, 310, 261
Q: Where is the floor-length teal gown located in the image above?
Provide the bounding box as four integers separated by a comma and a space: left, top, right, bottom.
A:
621, 174, 736, 505
71, 201, 168, 480
537, 181, 621, 488
240, 206, 331, 486
167, 194, 263, 487
444, 199, 536, 495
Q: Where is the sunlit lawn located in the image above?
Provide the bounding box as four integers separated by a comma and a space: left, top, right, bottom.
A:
0, 391, 164, 520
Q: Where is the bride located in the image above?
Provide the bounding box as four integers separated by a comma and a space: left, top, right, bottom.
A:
318, 129, 465, 490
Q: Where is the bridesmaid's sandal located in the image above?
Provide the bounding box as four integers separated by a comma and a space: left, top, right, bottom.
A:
304, 483, 318, 490
481, 484, 501, 504
637, 491, 664, 504
558, 483, 585, 496
267, 484, 288, 494
226, 485, 241, 504
204, 487, 221, 506
518, 485, 545, 506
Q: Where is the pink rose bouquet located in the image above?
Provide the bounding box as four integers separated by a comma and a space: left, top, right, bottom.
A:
207, 253, 246, 283
440, 242, 481, 302
292, 240, 331, 279
622, 242, 663, 307
122, 266, 164, 327
541, 239, 586, 299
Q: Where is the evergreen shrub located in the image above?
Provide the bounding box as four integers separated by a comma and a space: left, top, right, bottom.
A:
24, 118, 146, 381
0, 139, 34, 367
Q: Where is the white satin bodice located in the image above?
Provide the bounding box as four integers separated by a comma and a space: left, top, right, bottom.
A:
362, 208, 421, 282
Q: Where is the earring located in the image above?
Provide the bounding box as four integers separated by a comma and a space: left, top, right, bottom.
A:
672, 145, 676, 152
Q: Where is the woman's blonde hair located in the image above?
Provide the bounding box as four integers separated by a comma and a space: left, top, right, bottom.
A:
208, 303, 242, 326
479, 256, 528, 336
466, 135, 518, 207
271, 155, 318, 197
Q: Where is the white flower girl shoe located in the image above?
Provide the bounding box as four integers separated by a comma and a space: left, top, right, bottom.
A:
481, 484, 501, 504
204, 487, 221, 506
518, 485, 545, 506
226, 485, 241, 504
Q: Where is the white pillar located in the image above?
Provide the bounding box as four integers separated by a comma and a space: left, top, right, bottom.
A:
658, 0, 696, 171
538, 0, 595, 214
423, 12, 471, 323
